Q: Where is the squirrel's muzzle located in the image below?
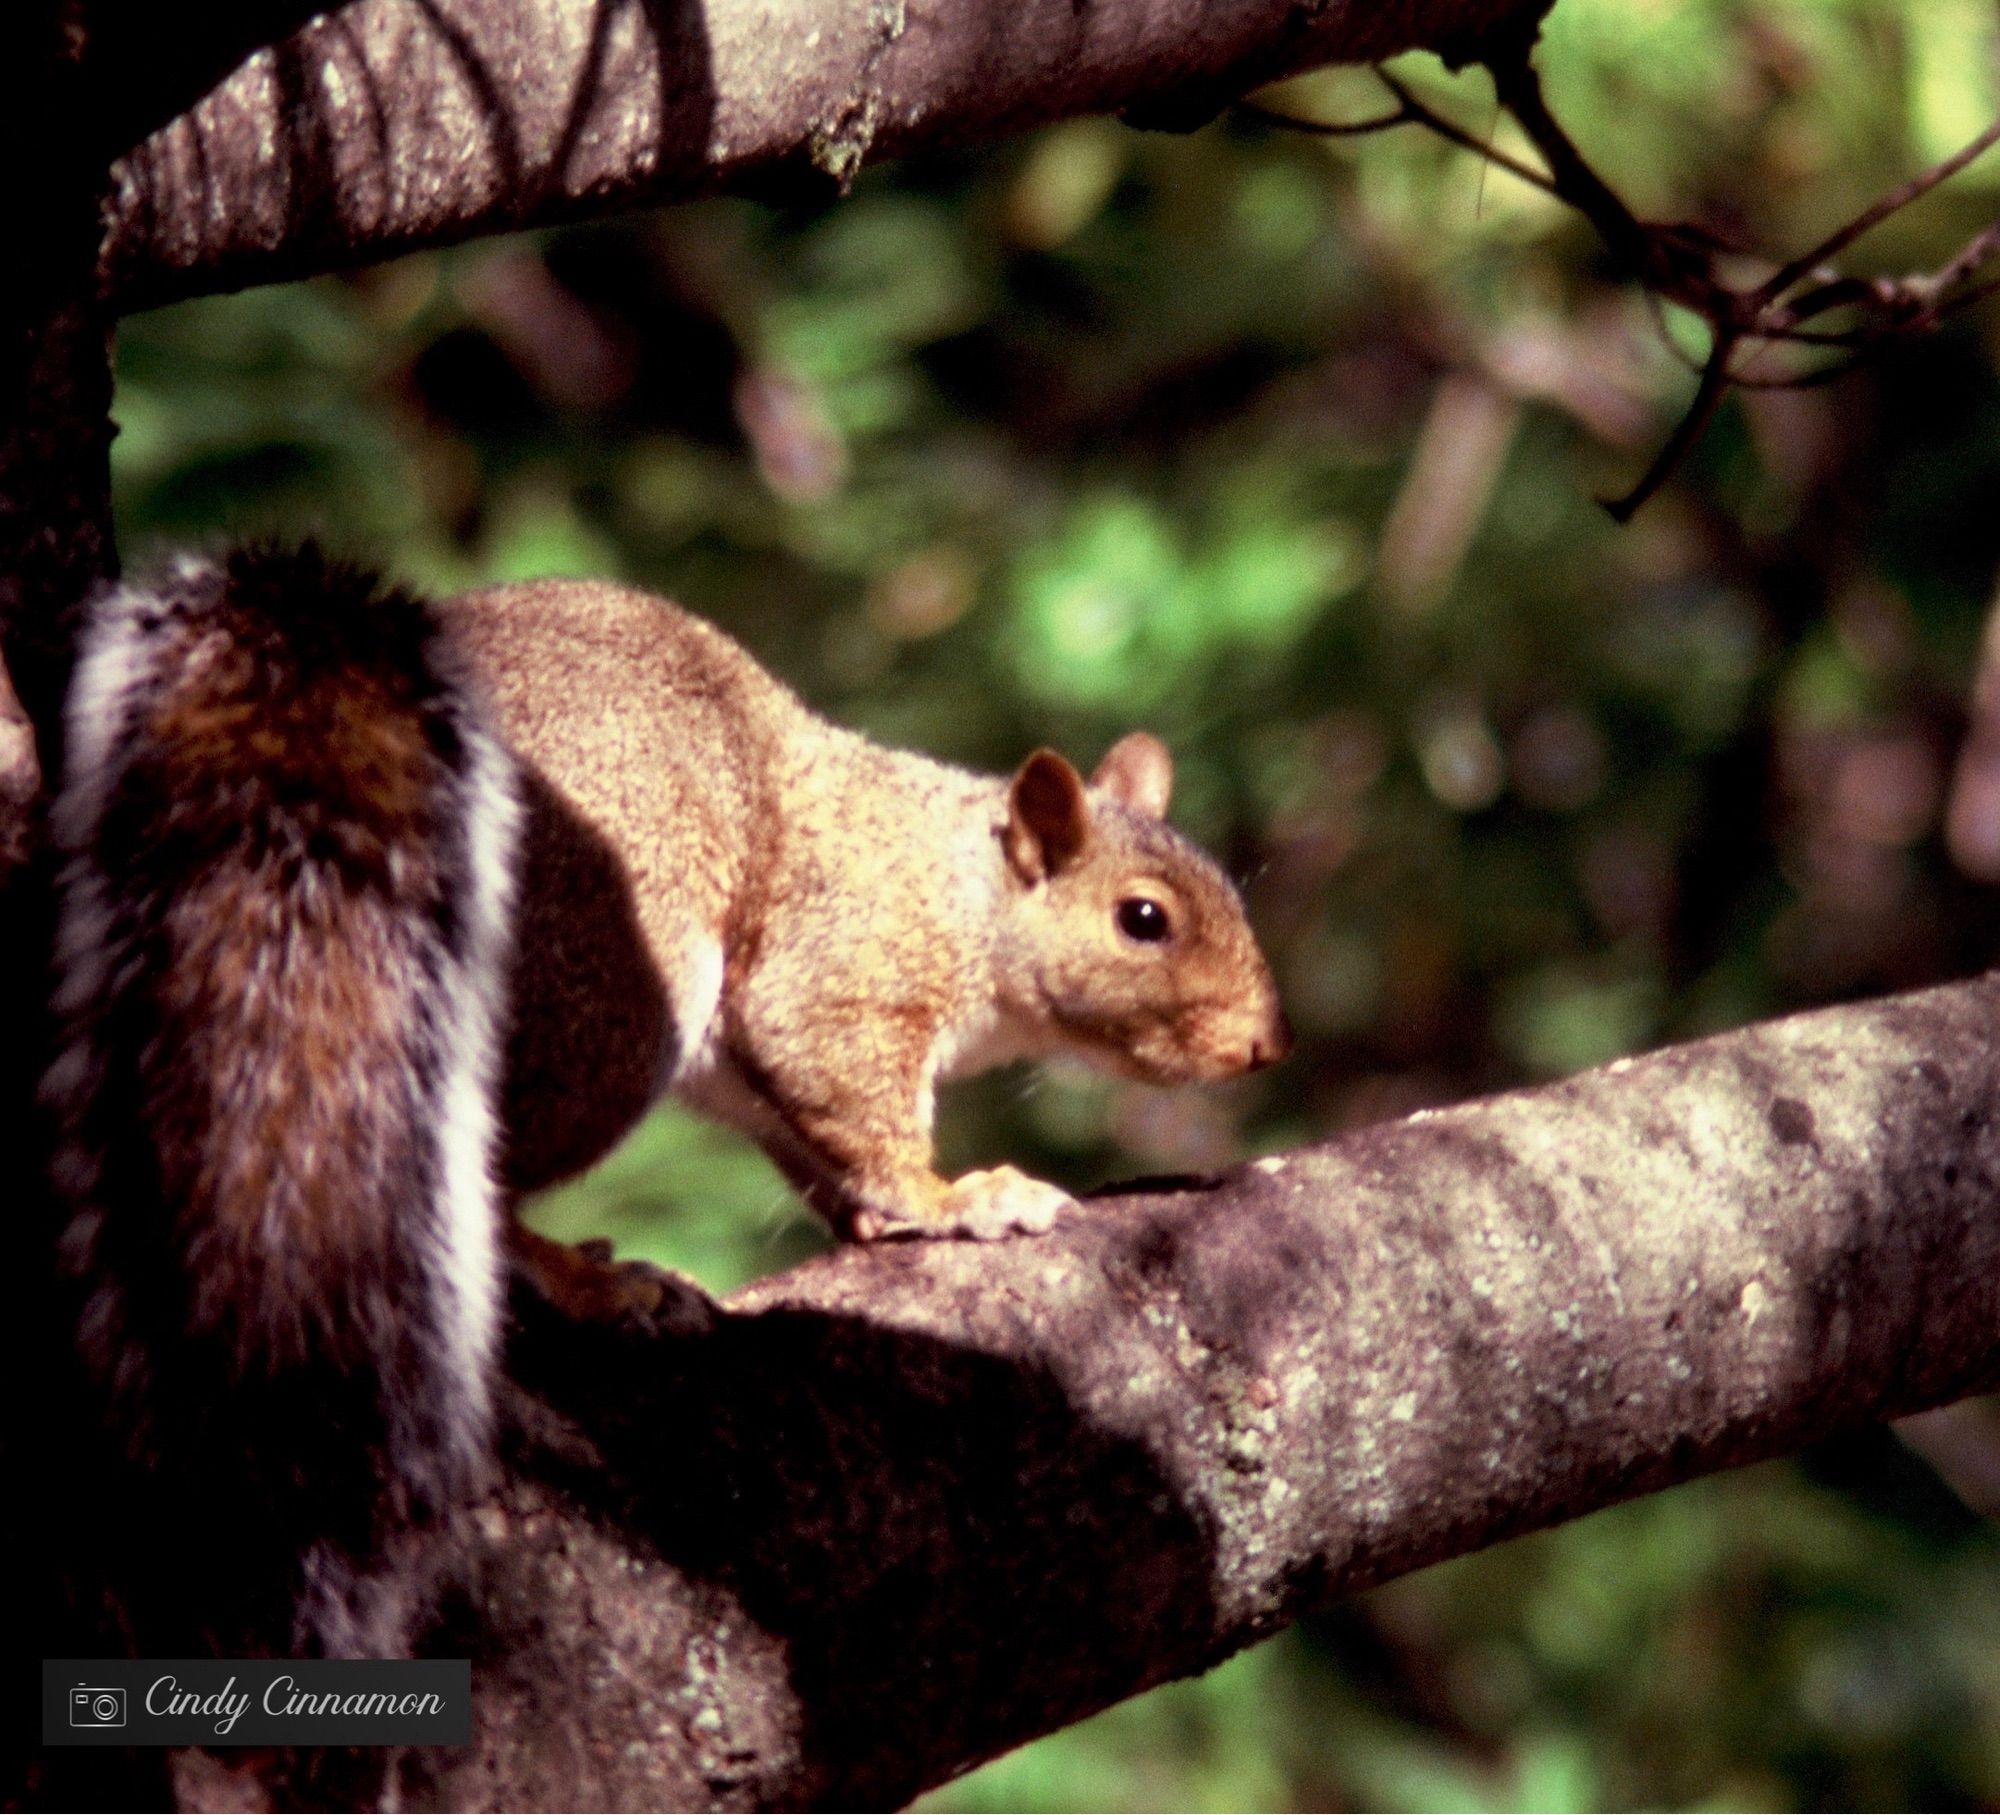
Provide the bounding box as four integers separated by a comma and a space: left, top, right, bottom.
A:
1247, 1005, 1293, 1072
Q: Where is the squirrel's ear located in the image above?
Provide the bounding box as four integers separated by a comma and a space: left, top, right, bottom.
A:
1005, 750, 1092, 882
1091, 731, 1174, 819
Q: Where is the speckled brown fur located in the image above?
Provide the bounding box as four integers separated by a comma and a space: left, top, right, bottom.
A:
443, 577, 1289, 1242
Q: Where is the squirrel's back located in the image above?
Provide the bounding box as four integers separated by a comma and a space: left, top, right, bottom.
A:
440, 576, 820, 1188
44, 545, 520, 1657
441, 576, 1007, 1195
437, 574, 1287, 1224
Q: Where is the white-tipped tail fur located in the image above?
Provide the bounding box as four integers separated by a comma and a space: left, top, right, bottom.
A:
43, 545, 520, 1660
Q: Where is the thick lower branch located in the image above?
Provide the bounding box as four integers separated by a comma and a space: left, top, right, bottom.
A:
99, 0, 1550, 313
397, 973, 2000, 1811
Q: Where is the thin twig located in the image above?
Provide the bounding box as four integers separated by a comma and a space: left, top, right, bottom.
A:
1239, 81, 1557, 197
1603, 329, 1737, 522
1754, 118, 2000, 304
1374, 71, 1555, 195
1484, 50, 1660, 283
1235, 98, 1408, 140
1253, 31, 2000, 517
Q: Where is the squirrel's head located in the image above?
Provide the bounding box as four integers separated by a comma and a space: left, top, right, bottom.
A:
994, 733, 1291, 1084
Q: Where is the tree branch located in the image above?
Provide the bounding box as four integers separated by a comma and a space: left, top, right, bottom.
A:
97, 0, 1554, 314
323, 974, 2000, 1812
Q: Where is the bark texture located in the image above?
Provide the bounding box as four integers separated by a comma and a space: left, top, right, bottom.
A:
365, 975, 2000, 1811
99, 0, 1551, 313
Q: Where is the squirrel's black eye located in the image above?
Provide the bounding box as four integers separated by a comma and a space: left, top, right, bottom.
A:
1116, 897, 1172, 944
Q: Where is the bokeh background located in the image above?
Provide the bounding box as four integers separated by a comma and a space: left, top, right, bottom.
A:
111, 1, 2000, 1805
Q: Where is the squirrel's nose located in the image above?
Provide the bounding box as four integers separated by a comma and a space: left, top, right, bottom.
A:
1246, 1009, 1293, 1071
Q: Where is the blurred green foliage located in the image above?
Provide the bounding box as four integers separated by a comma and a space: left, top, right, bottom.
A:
111, 0, 2000, 1804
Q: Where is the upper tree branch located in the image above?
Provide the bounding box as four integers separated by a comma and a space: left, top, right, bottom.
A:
96, 0, 1553, 314
351, 974, 2000, 1812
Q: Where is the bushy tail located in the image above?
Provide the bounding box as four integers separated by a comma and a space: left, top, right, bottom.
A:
42, 545, 519, 1658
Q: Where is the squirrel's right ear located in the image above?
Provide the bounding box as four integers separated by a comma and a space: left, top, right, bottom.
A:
1004, 750, 1092, 882
1091, 731, 1173, 819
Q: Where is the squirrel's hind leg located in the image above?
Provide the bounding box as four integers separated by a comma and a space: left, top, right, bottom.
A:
508, 1223, 715, 1334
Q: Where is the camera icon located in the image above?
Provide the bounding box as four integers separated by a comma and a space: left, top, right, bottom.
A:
69, 1685, 126, 1729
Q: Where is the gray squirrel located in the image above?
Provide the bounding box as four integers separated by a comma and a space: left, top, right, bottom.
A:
44, 544, 1289, 1658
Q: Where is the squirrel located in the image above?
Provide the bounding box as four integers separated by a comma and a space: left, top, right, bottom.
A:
448, 571, 1292, 1248
42, 544, 1289, 1659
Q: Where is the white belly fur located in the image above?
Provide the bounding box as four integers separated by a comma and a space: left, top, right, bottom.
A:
656, 933, 726, 1097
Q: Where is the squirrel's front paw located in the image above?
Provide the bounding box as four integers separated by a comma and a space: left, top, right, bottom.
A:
947, 1166, 1073, 1239
853, 1166, 1074, 1242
